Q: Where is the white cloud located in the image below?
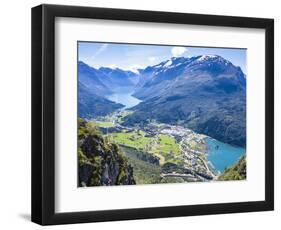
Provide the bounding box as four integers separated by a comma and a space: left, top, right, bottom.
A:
107, 64, 118, 69
93, 44, 108, 58
148, 56, 156, 62
171, 47, 188, 57
128, 64, 143, 74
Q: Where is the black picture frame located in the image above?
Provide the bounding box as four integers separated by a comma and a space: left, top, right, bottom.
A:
31, 4, 274, 225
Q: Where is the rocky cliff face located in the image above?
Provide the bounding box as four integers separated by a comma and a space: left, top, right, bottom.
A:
78, 119, 136, 186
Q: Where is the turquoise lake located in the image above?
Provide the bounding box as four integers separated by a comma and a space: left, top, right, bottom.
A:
205, 138, 246, 173
106, 87, 142, 109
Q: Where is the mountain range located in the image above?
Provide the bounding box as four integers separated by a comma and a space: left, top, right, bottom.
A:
78, 55, 246, 147
78, 61, 139, 118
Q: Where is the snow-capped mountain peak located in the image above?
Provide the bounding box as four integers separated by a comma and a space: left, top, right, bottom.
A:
196, 55, 218, 62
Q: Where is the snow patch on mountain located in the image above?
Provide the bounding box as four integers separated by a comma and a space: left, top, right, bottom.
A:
197, 55, 218, 62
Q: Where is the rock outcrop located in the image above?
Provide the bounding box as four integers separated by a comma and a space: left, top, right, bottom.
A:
78, 118, 136, 186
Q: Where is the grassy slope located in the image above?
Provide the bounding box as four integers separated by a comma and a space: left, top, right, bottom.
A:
120, 146, 186, 185
120, 146, 162, 184
218, 155, 246, 181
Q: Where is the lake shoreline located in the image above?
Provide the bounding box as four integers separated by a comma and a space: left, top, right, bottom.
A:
205, 137, 246, 174
105, 87, 142, 110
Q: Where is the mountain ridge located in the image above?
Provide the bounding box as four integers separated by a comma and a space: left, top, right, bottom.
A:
123, 55, 246, 147
78, 55, 246, 147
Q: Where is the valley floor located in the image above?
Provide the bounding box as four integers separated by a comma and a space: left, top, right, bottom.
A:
91, 109, 224, 184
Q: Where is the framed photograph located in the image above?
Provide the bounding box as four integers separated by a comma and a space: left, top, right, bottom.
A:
31, 4, 274, 225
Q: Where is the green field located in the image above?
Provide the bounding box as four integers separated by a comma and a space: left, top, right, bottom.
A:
110, 130, 182, 165
155, 134, 180, 155
95, 121, 115, 128
111, 131, 152, 151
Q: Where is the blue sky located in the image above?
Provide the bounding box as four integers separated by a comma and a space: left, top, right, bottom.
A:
78, 42, 247, 74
